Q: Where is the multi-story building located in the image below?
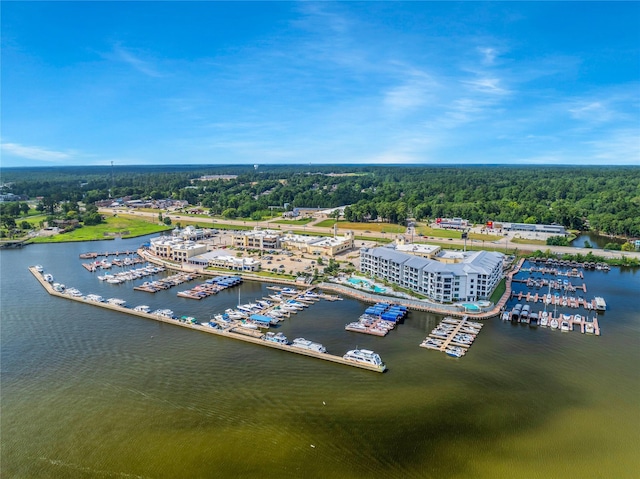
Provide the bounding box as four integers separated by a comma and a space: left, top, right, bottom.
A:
188, 250, 261, 272
359, 246, 504, 303
149, 237, 207, 263
281, 231, 354, 257
232, 228, 281, 250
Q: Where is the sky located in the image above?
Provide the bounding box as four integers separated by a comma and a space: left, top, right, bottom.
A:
1, 1, 639, 167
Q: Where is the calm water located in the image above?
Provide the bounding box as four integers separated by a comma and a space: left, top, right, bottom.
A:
2, 236, 639, 478
571, 231, 626, 249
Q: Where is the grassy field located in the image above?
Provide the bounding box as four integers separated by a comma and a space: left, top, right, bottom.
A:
270, 218, 314, 225
30, 216, 171, 243
315, 220, 405, 233
416, 225, 463, 238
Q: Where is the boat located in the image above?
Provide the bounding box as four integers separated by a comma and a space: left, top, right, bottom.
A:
106, 298, 127, 307
291, 338, 326, 353
35, 265, 44, 273
540, 311, 549, 327
594, 297, 607, 311
573, 314, 582, 323
264, 332, 288, 344
550, 318, 559, 329
133, 305, 151, 313
445, 346, 466, 358
85, 294, 104, 302
585, 322, 595, 334
43, 273, 54, 283
560, 320, 571, 332
343, 349, 386, 370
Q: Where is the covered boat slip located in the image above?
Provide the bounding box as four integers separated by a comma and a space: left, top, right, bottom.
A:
28, 267, 386, 373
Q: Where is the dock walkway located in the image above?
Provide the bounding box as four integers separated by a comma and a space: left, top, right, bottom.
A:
29, 267, 385, 373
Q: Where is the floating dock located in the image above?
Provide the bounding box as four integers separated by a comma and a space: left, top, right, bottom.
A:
29, 267, 385, 373
420, 316, 483, 357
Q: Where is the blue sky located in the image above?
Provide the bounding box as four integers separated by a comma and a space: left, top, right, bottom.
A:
1, 1, 638, 167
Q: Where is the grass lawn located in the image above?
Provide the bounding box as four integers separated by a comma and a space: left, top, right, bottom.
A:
415, 225, 463, 239
270, 218, 314, 225
489, 278, 507, 303
30, 216, 171, 243
468, 232, 503, 242
511, 237, 547, 245
314, 220, 405, 233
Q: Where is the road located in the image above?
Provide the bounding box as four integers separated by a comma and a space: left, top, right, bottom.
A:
103, 208, 640, 261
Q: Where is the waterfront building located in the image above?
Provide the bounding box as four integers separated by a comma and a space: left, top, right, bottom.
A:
359, 246, 504, 303
281, 230, 354, 257
231, 228, 281, 250
188, 250, 261, 272
149, 237, 208, 263
172, 225, 216, 241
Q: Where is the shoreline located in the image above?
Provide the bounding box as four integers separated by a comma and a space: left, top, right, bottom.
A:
137, 248, 508, 320
28, 266, 387, 373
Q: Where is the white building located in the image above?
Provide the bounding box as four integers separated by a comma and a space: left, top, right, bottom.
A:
232, 228, 281, 250
188, 250, 261, 272
359, 246, 504, 303
281, 231, 354, 257
149, 237, 208, 263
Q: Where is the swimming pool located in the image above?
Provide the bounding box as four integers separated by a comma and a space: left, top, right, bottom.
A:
461, 303, 481, 312
347, 277, 387, 293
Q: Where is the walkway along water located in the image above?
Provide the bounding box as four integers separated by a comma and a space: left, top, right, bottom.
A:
137, 248, 511, 320
28, 267, 386, 373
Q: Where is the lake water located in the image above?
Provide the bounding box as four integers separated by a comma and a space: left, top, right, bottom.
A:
571, 231, 626, 249
2, 236, 639, 478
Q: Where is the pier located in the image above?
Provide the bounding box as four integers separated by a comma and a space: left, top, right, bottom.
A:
420, 316, 483, 357
29, 267, 385, 373
79, 250, 138, 259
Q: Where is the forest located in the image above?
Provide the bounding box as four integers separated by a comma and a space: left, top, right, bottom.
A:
1, 165, 639, 238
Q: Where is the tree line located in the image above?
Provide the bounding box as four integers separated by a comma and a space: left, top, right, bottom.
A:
1, 165, 638, 237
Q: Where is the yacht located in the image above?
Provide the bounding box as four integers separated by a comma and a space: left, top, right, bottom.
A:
106, 298, 127, 307
133, 305, 151, 313
540, 311, 549, 327
264, 332, 288, 344
560, 320, 571, 332
292, 338, 326, 353
85, 294, 104, 302
445, 346, 466, 358
44, 273, 54, 283
550, 318, 559, 330
585, 322, 595, 334
594, 297, 607, 311
343, 349, 386, 370
35, 265, 44, 273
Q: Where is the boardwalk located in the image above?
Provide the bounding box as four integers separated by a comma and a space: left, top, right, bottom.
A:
29, 267, 385, 373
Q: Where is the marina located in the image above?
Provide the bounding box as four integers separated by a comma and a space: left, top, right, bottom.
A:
133, 272, 199, 292
28, 266, 386, 373
420, 316, 483, 357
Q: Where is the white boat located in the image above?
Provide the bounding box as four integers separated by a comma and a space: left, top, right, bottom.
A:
85, 294, 104, 302
343, 349, 386, 369
264, 332, 288, 344
43, 273, 54, 283
238, 320, 258, 330
560, 320, 571, 332
106, 298, 127, 307
585, 322, 595, 334
35, 265, 44, 273
446, 346, 466, 358
153, 309, 174, 318
292, 338, 326, 353
594, 297, 607, 311
134, 305, 151, 313
573, 314, 582, 323
550, 318, 559, 329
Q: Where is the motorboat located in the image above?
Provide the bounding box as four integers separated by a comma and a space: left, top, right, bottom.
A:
343, 349, 386, 370
264, 332, 288, 344
292, 338, 326, 353
134, 305, 151, 313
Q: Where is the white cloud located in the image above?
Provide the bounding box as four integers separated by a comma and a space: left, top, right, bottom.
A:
1, 142, 72, 162
478, 47, 498, 65
462, 77, 509, 95
111, 43, 163, 77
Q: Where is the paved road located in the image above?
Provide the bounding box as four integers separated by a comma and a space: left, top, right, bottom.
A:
104, 208, 640, 261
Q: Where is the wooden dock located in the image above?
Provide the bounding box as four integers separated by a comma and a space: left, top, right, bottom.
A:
420, 316, 483, 357
79, 250, 138, 259
29, 267, 385, 373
